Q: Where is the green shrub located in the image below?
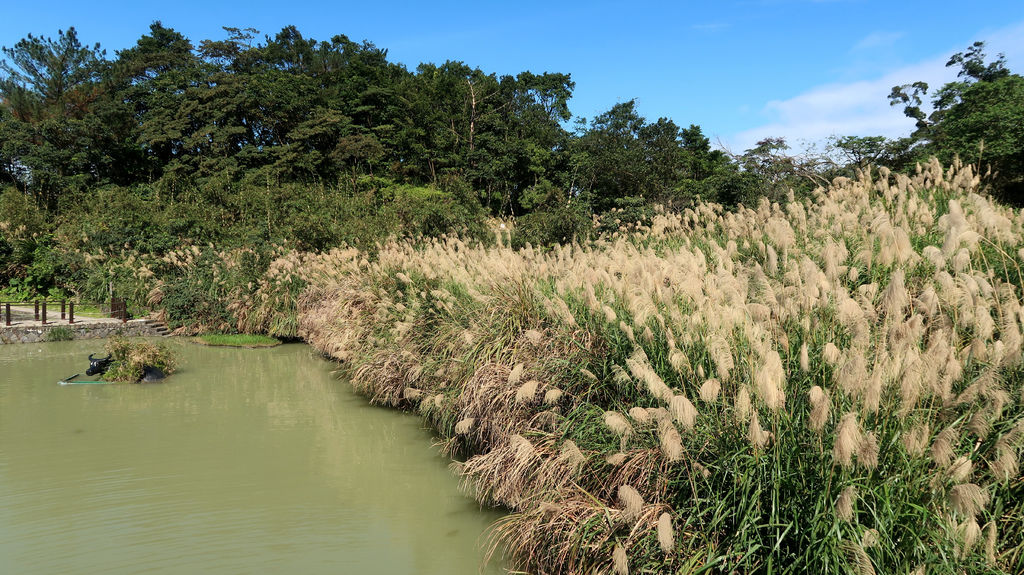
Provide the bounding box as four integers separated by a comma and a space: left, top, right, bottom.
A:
382, 182, 488, 240
593, 196, 653, 236
512, 201, 591, 248
43, 326, 74, 342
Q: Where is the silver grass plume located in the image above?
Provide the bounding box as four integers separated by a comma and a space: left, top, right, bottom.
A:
836, 486, 857, 522
984, 521, 997, 565
748, 411, 771, 448
881, 268, 909, 319
708, 334, 734, 380
931, 427, 958, 468
902, 424, 930, 457
619, 321, 636, 343
833, 413, 863, 468
514, 379, 540, 404
558, 440, 586, 471
606, 453, 628, 466
699, 378, 722, 402
989, 439, 1019, 480
823, 342, 842, 366
454, 418, 475, 434
958, 518, 981, 558
657, 512, 674, 554
949, 483, 989, 518
842, 541, 876, 575
669, 395, 697, 429
858, 432, 879, 470
628, 406, 652, 424
617, 485, 645, 523
604, 411, 634, 438
754, 349, 786, 410
861, 529, 880, 549
948, 456, 973, 482
603, 305, 617, 323
808, 386, 830, 433
734, 387, 752, 423
508, 363, 525, 386
612, 543, 629, 575
659, 420, 684, 462
543, 388, 563, 405
668, 348, 691, 377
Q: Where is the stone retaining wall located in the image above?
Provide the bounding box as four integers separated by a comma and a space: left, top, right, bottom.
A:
0, 320, 166, 344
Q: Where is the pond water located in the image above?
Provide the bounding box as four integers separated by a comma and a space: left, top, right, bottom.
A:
0, 339, 505, 574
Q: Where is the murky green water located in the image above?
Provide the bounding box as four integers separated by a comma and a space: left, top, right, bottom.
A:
0, 340, 504, 574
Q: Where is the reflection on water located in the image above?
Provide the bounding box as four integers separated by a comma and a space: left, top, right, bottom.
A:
0, 340, 504, 574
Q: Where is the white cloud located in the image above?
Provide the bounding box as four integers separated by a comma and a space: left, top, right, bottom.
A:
691, 23, 730, 32
727, 19, 1024, 154
727, 57, 948, 153
851, 31, 904, 52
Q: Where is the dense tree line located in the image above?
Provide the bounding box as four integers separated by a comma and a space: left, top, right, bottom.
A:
1, 24, 1021, 300
888, 41, 1024, 202
0, 24, 744, 220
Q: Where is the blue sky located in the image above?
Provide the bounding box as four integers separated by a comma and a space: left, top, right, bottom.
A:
2, 1, 1023, 153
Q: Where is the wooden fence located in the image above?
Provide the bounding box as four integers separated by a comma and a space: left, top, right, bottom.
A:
1, 298, 130, 327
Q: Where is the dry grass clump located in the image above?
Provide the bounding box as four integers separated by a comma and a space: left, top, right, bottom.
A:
291, 159, 1024, 574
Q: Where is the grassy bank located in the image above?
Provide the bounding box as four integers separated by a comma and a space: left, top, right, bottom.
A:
192, 334, 281, 348
287, 159, 1023, 574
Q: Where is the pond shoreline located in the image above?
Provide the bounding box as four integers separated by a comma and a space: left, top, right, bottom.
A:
0, 318, 169, 344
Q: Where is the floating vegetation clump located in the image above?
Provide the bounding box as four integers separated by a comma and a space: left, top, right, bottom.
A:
103, 337, 177, 382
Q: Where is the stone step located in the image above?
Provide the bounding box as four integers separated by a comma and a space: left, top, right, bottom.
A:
139, 318, 172, 337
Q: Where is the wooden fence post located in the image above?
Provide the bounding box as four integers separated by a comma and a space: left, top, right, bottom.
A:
41, 301, 47, 325
68, 302, 75, 324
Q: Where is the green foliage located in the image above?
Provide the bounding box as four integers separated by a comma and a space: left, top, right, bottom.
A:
593, 196, 653, 236
829, 135, 893, 168
890, 41, 1024, 203
701, 168, 764, 208
0, 27, 106, 119
512, 200, 591, 248
0, 234, 61, 297
156, 246, 276, 332
381, 181, 488, 240
160, 273, 233, 332
0, 187, 46, 233
43, 326, 74, 341
0, 187, 54, 295
938, 75, 1024, 203
0, 28, 122, 210
194, 333, 280, 347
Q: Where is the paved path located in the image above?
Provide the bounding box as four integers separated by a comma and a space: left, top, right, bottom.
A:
1, 305, 124, 328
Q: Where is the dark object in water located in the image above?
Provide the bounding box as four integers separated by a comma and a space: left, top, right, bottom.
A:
86, 354, 113, 376
140, 365, 166, 383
